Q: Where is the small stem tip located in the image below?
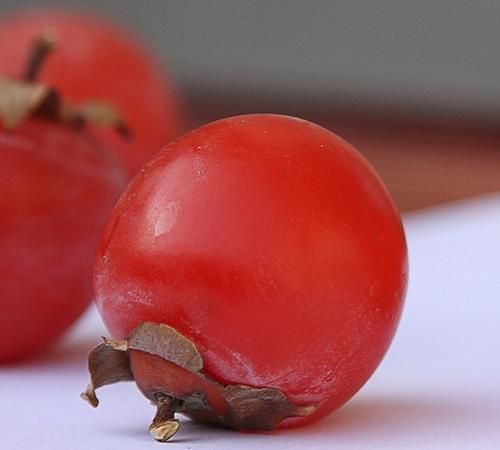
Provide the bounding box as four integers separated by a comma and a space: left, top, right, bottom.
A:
149, 394, 181, 442
150, 420, 180, 443
24, 31, 56, 82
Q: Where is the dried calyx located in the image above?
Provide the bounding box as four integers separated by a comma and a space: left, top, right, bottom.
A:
81, 322, 317, 442
0, 32, 129, 135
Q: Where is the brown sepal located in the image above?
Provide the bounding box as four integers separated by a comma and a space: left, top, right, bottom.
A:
0, 31, 130, 136
82, 322, 317, 442
0, 76, 130, 136
0, 77, 58, 130
80, 342, 133, 408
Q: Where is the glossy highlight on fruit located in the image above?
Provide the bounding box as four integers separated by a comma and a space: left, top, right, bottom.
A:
0, 118, 123, 362
0, 8, 182, 176
90, 114, 408, 438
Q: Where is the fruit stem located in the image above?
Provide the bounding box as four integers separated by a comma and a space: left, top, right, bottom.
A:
24, 32, 55, 82
149, 393, 181, 442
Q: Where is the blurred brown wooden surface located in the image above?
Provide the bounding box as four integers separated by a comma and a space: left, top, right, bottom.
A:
332, 122, 500, 211
188, 95, 500, 212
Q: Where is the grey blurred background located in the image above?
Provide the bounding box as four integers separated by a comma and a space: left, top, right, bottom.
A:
1, 0, 499, 122
1, 0, 500, 210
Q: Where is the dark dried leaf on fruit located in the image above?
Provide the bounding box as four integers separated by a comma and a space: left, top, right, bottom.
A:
223, 384, 318, 430
81, 343, 133, 407
127, 322, 203, 373
0, 77, 59, 129
66, 100, 131, 137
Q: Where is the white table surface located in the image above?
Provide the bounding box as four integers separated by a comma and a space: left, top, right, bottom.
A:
1, 195, 499, 450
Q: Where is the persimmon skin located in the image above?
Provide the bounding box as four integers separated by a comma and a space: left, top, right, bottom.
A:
0, 9, 182, 177
0, 119, 123, 362
95, 114, 407, 427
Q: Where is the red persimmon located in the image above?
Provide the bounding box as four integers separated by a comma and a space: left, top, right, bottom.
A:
0, 9, 182, 176
0, 119, 123, 362
90, 114, 407, 438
